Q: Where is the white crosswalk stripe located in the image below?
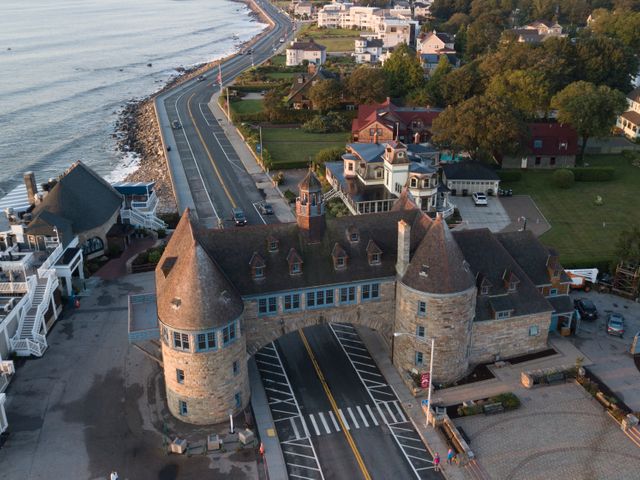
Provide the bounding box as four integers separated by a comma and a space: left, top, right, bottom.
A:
303, 404, 383, 437
308, 414, 321, 436
347, 407, 359, 429
356, 406, 369, 427
318, 412, 331, 434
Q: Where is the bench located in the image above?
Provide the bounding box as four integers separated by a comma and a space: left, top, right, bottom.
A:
483, 403, 505, 415
546, 372, 565, 384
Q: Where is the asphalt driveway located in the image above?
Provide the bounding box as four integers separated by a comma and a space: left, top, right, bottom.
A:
453, 195, 511, 232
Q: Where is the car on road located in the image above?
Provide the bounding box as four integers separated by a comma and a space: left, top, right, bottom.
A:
171, 120, 181, 129
279, 37, 285, 43
232, 208, 247, 226
197, 75, 205, 81
258, 203, 273, 215
606, 312, 625, 337
574, 298, 598, 321
472, 192, 488, 206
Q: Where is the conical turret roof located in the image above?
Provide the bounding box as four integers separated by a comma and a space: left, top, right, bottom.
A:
298, 169, 322, 191
156, 209, 243, 331
402, 215, 474, 294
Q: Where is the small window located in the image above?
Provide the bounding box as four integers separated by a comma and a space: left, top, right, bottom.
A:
173, 332, 190, 351
268, 241, 278, 252
549, 157, 556, 166
350, 233, 359, 242
418, 301, 427, 316
197, 331, 217, 351
416, 325, 425, 338
508, 281, 518, 293
233, 360, 239, 376
258, 296, 278, 315
179, 400, 188, 416
535, 157, 541, 165
176, 369, 185, 384
254, 266, 264, 278
481, 286, 490, 295
370, 253, 381, 265
235, 392, 242, 408
336, 257, 345, 268
529, 325, 539, 336
284, 293, 301, 311
533, 139, 543, 149
347, 162, 354, 171
497, 310, 511, 319
223, 321, 237, 346
291, 262, 301, 274
340, 286, 356, 304
415, 351, 424, 366
410, 178, 417, 188
549, 288, 558, 296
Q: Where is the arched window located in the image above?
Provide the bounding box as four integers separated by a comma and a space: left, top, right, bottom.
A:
410, 178, 417, 188
82, 236, 104, 256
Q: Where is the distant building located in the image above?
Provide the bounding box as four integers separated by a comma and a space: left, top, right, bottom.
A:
286, 39, 327, 67
441, 162, 501, 196
354, 37, 383, 63
294, 1, 315, 18
616, 87, 640, 140
138, 171, 569, 424
419, 52, 460, 75
502, 122, 579, 169
351, 98, 441, 144
511, 20, 565, 43
286, 65, 348, 110
417, 31, 454, 55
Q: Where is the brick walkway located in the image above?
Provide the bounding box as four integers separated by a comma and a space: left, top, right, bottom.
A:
95, 237, 157, 280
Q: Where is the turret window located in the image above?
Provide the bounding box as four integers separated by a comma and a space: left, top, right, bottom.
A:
179, 400, 188, 416
417, 301, 427, 316
197, 331, 217, 352
176, 369, 185, 384
173, 332, 190, 351
416, 325, 425, 338
222, 321, 237, 346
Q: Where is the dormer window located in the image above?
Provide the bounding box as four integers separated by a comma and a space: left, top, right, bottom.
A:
503, 269, 520, 293
346, 226, 359, 243
249, 252, 266, 280
410, 177, 417, 188
287, 248, 303, 275
398, 152, 404, 158
478, 274, 492, 296
332, 243, 348, 270
267, 235, 279, 253
161, 256, 177, 278
366, 240, 382, 266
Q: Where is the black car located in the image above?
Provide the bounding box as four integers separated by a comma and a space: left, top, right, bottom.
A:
232, 208, 247, 226
258, 203, 273, 215
574, 298, 598, 321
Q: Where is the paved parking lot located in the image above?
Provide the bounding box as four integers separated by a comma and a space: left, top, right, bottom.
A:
453, 196, 511, 232
569, 290, 640, 411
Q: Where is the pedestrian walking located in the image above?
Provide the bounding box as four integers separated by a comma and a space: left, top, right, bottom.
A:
447, 448, 455, 464
433, 452, 440, 472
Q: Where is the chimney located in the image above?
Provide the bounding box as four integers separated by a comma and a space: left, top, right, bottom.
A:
23, 172, 37, 206
396, 219, 411, 276
414, 131, 420, 144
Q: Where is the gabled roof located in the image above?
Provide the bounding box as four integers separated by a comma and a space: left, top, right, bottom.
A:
26, 161, 122, 245
441, 162, 500, 181
352, 99, 442, 135
419, 31, 454, 44
366, 239, 382, 255
288, 39, 326, 51
628, 87, 640, 103
347, 142, 386, 163
287, 67, 337, 103
620, 110, 640, 126
528, 122, 578, 156
299, 169, 322, 191
402, 215, 475, 294
156, 209, 244, 331
332, 243, 348, 258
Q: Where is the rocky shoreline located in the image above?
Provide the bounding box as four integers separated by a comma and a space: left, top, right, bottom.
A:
114, 0, 274, 215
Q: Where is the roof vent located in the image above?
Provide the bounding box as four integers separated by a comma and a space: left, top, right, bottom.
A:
171, 297, 181, 309
419, 264, 429, 277
221, 290, 232, 303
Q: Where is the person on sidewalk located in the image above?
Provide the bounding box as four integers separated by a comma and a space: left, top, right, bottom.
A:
447, 448, 455, 465
433, 452, 440, 471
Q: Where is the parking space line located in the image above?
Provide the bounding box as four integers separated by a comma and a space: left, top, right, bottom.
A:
287, 463, 321, 472
384, 402, 398, 423
284, 450, 320, 460
289, 473, 318, 480
291, 418, 301, 439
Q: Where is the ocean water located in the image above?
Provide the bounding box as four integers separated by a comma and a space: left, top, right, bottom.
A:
0, 0, 265, 196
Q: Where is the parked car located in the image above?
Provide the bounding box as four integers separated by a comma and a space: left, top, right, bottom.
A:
171, 120, 181, 129
472, 192, 488, 206
606, 312, 625, 337
197, 75, 205, 81
258, 203, 273, 215
232, 208, 247, 226
574, 298, 598, 321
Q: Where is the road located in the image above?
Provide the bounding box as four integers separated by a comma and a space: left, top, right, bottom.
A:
158, 0, 293, 228
255, 324, 443, 480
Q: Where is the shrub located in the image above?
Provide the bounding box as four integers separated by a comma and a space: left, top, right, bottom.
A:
108, 244, 122, 258
156, 228, 167, 239
147, 250, 163, 265
284, 189, 297, 203
552, 169, 575, 189
457, 404, 483, 416
158, 212, 180, 228
570, 167, 615, 182
491, 392, 521, 410
314, 147, 344, 170
302, 112, 351, 133
497, 170, 522, 182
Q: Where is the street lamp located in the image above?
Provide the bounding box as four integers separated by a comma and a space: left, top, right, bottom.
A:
393, 332, 435, 427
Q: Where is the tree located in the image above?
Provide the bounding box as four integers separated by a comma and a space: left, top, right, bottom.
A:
431, 94, 526, 162
263, 89, 284, 122
382, 43, 425, 98
346, 66, 387, 105
551, 81, 628, 163
534, 37, 577, 94
309, 79, 342, 112
575, 33, 638, 92
551, 169, 575, 189
313, 147, 344, 172
486, 69, 551, 117
465, 12, 506, 60
441, 61, 484, 105
423, 56, 453, 107
589, 8, 640, 51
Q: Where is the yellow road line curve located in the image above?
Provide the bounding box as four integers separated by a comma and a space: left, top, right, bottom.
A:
298, 329, 372, 480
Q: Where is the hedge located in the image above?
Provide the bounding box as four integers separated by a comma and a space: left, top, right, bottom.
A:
497, 170, 522, 182
569, 167, 615, 182
270, 160, 309, 169
552, 169, 575, 189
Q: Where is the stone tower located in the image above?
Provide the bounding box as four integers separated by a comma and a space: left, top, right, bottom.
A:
393, 213, 476, 384
156, 209, 249, 425
296, 169, 325, 243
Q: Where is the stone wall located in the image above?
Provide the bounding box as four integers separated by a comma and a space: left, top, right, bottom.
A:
161, 323, 250, 425
469, 311, 552, 364
243, 281, 396, 354
393, 282, 476, 384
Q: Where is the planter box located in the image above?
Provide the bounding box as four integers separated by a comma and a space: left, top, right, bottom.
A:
207, 434, 222, 451
171, 437, 187, 454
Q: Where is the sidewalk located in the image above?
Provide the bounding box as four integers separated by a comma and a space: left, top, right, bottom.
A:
209, 93, 295, 224
355, 326, 470, 480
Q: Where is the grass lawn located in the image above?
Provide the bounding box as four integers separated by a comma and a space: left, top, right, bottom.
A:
230, 99, 264, 115
269, 54, 286, 67
500, 154, 640, 268
265, 72, 297, 80
298, 25, 370, 52
262, 127, 349, 166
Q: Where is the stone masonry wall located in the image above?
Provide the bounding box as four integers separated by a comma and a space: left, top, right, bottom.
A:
243, 281, 396, 354
161, 323, 250, 425
469, 311, 552, 364
393, 282, 476, 384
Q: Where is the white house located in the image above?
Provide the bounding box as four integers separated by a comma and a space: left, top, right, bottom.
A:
376, 17, 416, 48
417, 31, 455, 55
512, 20, 565, 43
294, 1, 315, 18
354, 37, 384, 63
616, 87, 640, 140
286, 39, 327, 66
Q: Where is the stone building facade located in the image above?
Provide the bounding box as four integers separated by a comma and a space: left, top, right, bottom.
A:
155, 171, 567, 424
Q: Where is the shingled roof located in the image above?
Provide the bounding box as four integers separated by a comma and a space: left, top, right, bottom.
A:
156, 209, 244, 331
401, 215, 475, 294
25, 161, 122, 245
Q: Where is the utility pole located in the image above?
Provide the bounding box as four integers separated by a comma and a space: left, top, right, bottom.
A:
226, 87, 231, 120
259, 125, 264, 166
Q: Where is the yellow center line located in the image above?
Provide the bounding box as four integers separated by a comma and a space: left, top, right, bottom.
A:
186, 91, 237, 209
298, 329, 372, 480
